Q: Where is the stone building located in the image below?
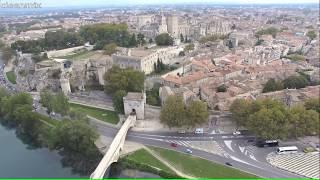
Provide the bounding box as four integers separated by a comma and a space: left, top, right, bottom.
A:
112, 46, 183, 74
167, 15, 179, 38
123, 92, 146, 120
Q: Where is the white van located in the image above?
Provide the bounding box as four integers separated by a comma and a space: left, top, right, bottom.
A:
276, 146, 298, 155
195, 128, 204, 134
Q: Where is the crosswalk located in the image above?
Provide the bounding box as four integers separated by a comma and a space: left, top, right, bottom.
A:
165, 139, 226, 156
267, 152, 320, 179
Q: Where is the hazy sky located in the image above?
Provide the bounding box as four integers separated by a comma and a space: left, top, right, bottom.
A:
9, 0, 320, 7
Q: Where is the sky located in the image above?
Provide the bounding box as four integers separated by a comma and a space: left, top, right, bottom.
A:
6, 0, 320, 7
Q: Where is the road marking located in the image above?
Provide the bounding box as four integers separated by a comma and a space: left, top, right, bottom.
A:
239, 146, 245, 153
249, 154, 257, 161
224, 140, 234, 152
267, 152, 320, 179
229, 155, 250, 165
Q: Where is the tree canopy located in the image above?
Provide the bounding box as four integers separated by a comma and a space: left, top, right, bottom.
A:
113, 90, 127, 114
306, 30, 317, 40
262, 78, 284, 93
155, 33, 174, 46
255, 27, 279, 38
11, 30, 84, 54
40, 90, 69, 115
229, 98, 320, 139
104, 66, 145, 95
160, 95, 209, 128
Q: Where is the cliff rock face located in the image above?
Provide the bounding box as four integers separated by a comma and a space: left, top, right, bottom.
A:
15, 54, 61, 92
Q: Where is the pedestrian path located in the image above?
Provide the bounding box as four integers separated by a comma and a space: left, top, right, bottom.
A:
267, 152, 320, 179
165, 139, 226, 156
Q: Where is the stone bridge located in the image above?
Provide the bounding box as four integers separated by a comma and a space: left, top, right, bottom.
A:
90, 115, 136, 179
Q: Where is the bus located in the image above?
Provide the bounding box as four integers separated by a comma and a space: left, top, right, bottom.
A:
276, 146, 298, 155
256, 139, 279, 147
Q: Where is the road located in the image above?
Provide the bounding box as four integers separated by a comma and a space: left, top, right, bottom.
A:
91, 121, 303, 178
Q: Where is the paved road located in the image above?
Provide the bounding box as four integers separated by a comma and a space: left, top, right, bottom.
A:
92, 121, 303, 178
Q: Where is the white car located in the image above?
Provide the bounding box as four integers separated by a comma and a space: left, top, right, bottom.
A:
233, 131, 241, 135
195, 128, 204, 134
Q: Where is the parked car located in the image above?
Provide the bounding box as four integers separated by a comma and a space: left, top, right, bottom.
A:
186, 148, 193, 154
225, 162, 232, 166
170, 143, 178, 147
233, 131, 241, 135
178, 130, 186, 134
195, 128, 204, 134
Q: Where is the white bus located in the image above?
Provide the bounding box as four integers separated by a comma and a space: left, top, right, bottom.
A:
276, 146, 298, 154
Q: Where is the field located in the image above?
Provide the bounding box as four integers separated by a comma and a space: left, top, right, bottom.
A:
150, 146, 258, 178
69, 103, 119, 124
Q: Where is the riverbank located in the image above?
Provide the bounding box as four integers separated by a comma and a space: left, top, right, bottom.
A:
0, 90, 103, 176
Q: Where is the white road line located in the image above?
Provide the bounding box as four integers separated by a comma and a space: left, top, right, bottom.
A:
249, 154, 257, 161
239, 146, 245, 153
224, 140, 234, 152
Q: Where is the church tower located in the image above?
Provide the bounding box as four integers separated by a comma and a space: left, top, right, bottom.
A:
158, 10, 168, 34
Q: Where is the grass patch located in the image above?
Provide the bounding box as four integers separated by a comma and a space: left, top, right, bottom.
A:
286, 54, 305, 61
150, 146, 258, 178
6, 71, 16, 84
33, 112, 60, 127
69, 103, 119, 124
125, 149, 174, 173
56, 50, 95, 60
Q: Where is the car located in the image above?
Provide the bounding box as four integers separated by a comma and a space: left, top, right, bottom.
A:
186, 149, 192, 154
195, 128, 204, 134
178, 130, 186, 134
170, 143, 178, 147
225, 162, 232, 166
233, 131, 241, 135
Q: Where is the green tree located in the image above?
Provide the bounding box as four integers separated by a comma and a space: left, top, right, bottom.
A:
103, 43, 117, 55
248, 107, 289, 139
184, 43, 194, 51
306, 30, 317, 40
262, 78, 284, 93
186, 101, 209, 127
217, 84, 228, 92
155, 33, 174, 46
255, 27, 279, 38
304, 98, 320, 113
149, 38, 153, 44
137, 33, 146, 46
180, 33, 184, 43
160, 95, 186, 128
146, 84, 161, 106
104, 66, 145, 95
40, 90, 55, 113
282, 75, 309, 89
40, 90, 69, 115
288, 105, 320, 137
45, 120, 102, 174
129, 33, 137, 47
52, 91, 69, 116
230, 99, 251, 129
113, 90, 127, 114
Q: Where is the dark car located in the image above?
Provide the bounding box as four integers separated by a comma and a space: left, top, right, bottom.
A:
225, 162, 232, 166
170, 143, 178, 147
